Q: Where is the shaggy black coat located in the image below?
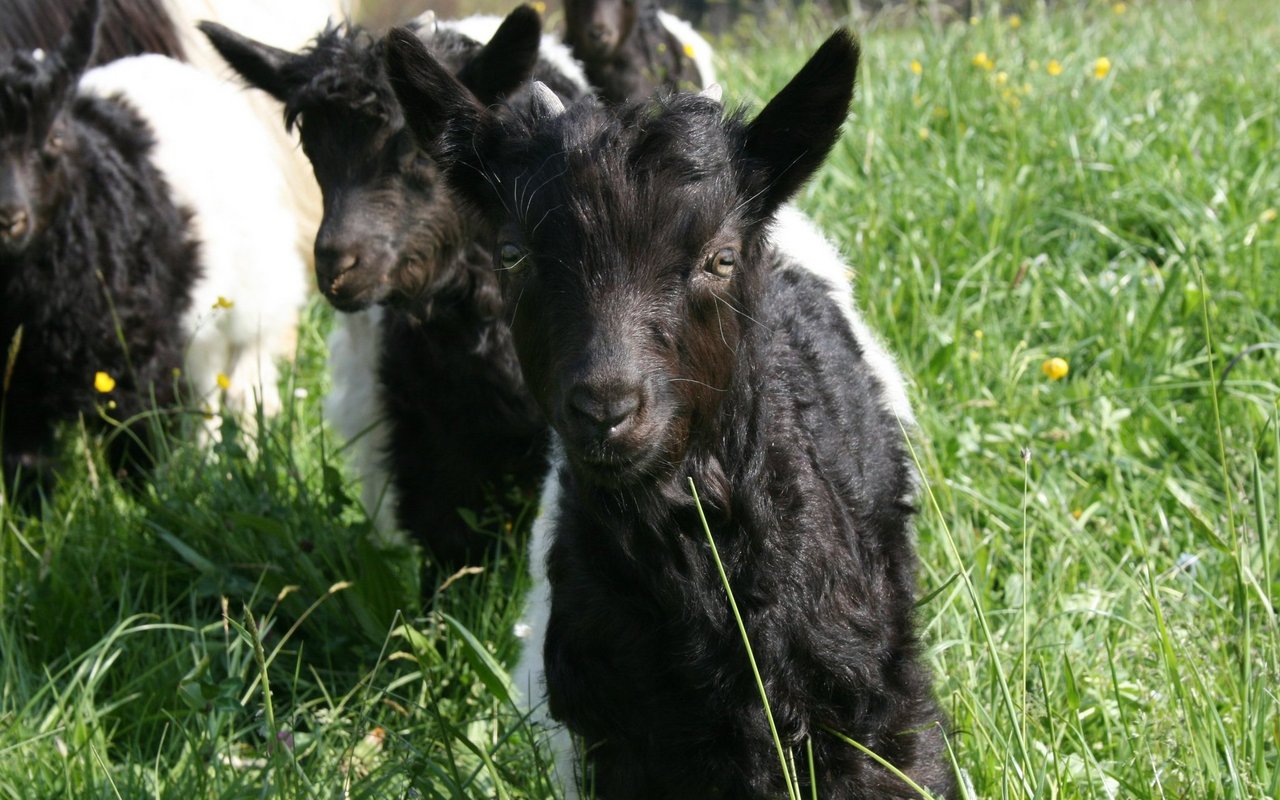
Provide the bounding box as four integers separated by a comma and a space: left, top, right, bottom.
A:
0, 5, 198, 498
387, 28, 954, 798
200, 8, 585, 564
564, 0, 701, 103
0, 0, 184, 65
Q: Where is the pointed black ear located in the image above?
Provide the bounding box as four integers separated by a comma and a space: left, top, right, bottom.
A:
455, 5, 543, 104
198, 20, 297, 102
384, 25, 487, 149
743, 29, 860, 213
58, 0, 102, 82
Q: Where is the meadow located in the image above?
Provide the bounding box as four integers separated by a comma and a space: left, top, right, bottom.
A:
1, 0, 1277, 796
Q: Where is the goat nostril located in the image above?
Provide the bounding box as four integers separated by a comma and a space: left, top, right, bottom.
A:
568, 385, 641, 432
317, 249, 361, 295
1, 209, 29, 240
335, 252, 358, 273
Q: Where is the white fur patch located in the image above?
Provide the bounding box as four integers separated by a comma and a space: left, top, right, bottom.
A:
324, 307, 402, 540
656, 10, 717, 89
79, 55, 309, 426
165, 0, 332, 267
532, 35, 591, 97
510, 439, 581, 798
769, 205, 915, 428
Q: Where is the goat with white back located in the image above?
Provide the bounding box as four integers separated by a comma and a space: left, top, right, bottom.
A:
0, 0, 307, 500
201, 7, 590, 564
387, 24, 954, 800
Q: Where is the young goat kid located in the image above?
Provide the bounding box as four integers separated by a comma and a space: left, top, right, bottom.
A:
202, 8, 589, 563
0, 0, 307, 499
0, 2, 194, 495
388, 28, 955, 799
563, 0, 714, 103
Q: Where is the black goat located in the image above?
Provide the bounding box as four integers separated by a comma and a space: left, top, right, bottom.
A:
201, 9, 590, 565
0, 0, 198, 498
563, 0, 714, 103
0, 0, 184, 65
388, 27, 955, 799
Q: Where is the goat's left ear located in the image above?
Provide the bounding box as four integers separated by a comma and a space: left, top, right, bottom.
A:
57, 0, 102, 84
456, 5, 543, 103
385, 26, 487, 149
742, 29, 859, 214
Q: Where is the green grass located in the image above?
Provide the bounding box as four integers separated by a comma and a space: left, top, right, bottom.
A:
2, 0, 1278, 796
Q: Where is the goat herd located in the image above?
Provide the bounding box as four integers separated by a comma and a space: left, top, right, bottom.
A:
0, 0, 956, 796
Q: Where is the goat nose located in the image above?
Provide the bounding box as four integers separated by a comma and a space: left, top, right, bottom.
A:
589, 24, 610, 41
567, 382, 642, 433
315, 248, 360, 292
0, 207, 29, 241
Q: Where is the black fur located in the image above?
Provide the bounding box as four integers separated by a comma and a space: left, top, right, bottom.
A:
0, 0, 185, 65
0, 0, 199, 499
389, 29, 955, 798
564, 0, 702, 103
201, 9, 588, 564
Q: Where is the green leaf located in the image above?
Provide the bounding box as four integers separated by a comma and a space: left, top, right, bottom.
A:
440, 612, 514, 706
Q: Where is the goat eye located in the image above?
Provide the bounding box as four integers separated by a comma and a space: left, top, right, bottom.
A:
705, 247, 736, 278
497, 242, 528, 273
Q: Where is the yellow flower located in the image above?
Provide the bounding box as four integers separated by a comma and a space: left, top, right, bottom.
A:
971, 51, 995, 71
1093, 57, 1112, 79
682, 43, 696, 58
212, 296, 234, 310
1071, 508, 1083, 520
1008, 14, 1022, 29
918, 127, 930, 141
93, 371, 116, 393
531, 0, 546, 12
973, 329, 984, 340
1260, 208, 1277, 223
1112, 2, 1126, 14
216, 373, 231, 391
910, 59, 923, 75
995, 70, 1009, 86
1047, 59, 1063, 76
969, 16, 978, 25
1041, 357, 1070, 381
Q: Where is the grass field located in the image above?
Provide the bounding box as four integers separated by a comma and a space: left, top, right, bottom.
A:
2, 0, 1278, 797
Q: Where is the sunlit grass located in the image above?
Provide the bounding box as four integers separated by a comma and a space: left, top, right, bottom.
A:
1, 1, 1277, 797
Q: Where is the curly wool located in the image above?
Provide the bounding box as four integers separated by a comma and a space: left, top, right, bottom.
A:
0, 80, 198, 487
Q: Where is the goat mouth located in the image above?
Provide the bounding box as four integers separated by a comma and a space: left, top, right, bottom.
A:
579, 38, 618, 59
324, 268, 391, 312
564, 436, 665, 486
325, 284, 377, 312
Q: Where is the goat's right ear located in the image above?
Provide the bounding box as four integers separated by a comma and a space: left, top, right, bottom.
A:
198, 21, 297, 102
742, 29, 859, 215
455, 5, 542, 103
58, 0, 102, 83
385, 26, 486, 149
